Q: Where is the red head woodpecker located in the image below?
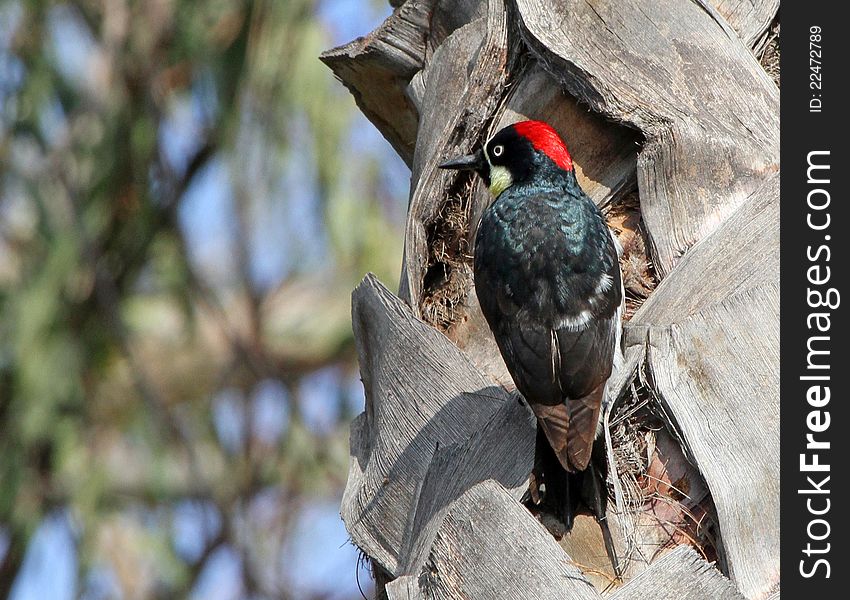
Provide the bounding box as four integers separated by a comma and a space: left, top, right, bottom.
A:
440, 120, 624, 575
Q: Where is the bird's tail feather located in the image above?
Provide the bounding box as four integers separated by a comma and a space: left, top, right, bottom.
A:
584, 439, 621, 579
528, 424, 621, 579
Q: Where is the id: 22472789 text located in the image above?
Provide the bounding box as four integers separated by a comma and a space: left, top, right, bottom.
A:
809, 26, 823, 113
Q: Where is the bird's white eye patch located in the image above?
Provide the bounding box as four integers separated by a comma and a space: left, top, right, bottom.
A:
492, 144, 504, 157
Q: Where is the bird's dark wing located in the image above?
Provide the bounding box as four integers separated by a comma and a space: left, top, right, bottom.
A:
485, 309, 619, 472
474, 186, 622, 472
554, 309, 619, 470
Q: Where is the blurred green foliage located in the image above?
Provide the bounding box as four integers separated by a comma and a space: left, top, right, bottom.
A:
0, 0, 403, 596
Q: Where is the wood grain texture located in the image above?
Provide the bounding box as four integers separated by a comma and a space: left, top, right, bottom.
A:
709, 0, 779, 47
416, 481, 602, 600
512, 0, 779, 277
343, 274, 532, 575
634, 173, 778, 324
401, 393, 536, 574
622, 174, 779, 600
320, 0, 435, 164
399, 0, 512, 307
391, 482, 746, 599
644, 283, 779, 600
385, 576, 423, 600
610, 545, 746, 600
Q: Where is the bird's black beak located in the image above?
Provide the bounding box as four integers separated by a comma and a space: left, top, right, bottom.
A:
438, 149, 486, 172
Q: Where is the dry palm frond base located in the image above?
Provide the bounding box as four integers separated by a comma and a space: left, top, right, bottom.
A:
608, 369, 724, 579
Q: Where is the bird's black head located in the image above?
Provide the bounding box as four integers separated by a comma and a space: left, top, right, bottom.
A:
439, 120, 574, 196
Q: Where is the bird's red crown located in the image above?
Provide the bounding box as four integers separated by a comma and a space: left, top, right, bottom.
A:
512, 120, 573, 172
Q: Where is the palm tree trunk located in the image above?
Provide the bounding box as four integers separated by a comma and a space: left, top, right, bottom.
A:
322, 1, 779, 598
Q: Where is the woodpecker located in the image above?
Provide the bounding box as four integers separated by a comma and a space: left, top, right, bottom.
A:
440, 120, 623, 574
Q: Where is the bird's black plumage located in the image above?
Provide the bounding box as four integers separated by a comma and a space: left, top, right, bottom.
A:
473, 135, 622, 471
441, 120, 623, 574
